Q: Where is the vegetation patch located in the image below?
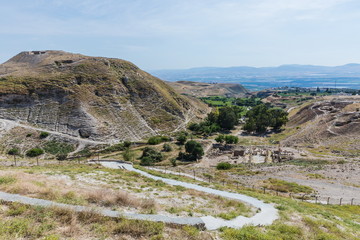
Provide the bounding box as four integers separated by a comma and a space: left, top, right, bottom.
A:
263, 178, 314, 194
43, 141, 74, 155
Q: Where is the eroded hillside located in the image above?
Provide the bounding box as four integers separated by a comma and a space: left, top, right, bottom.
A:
282, 96, 360, 157
0, 51, 209, 142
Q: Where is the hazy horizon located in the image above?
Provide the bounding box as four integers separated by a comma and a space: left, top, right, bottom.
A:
1, 0, 360, 70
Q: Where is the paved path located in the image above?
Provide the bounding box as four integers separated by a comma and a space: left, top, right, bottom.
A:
0, 161, 278, 230
101, 161, 279, 230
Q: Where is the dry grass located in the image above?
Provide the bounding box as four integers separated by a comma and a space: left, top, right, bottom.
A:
86, 189, 157, 210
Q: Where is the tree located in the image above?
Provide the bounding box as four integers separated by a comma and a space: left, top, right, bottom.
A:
184, 140, 204, 161
217, 107, 238, 130
268, 108, 289, 131
26, 148, 44, 157
8, 148, 19, 156
140, 147, 163, 166
243, 104, 288, 134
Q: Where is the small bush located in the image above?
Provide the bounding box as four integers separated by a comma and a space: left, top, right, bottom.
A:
0, 176, 16, 184
56, 154, 68, 161
147, 136, 170, 145
26, 148, 44, 157
39, 132, 50, 139
217, 162, 232, 170
162, 143, 172, 152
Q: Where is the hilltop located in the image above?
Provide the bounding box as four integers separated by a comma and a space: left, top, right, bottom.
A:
167, 81, 250, 98
0, 51, 209, 143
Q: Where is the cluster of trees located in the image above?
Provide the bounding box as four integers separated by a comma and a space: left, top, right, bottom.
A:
233, 97, 262, 107
188, 106, 243, 135
177, 140, 204, 162
243, 104, 288, 134
215, 135, 239, 144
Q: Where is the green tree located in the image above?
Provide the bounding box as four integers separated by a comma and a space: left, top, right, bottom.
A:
185, 140, 204, 161
7, 148, 19, 156
140, 147, 163, 166
268, 108, 289, 130
26, 148, 44, 157
217, 107, 238, 130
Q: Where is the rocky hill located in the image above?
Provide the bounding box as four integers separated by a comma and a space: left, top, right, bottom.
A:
281, 96, 360, 157
0, 51, 209, 143
167, 81, 249, 98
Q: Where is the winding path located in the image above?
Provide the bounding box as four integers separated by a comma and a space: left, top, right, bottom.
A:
0, 161, 278, 230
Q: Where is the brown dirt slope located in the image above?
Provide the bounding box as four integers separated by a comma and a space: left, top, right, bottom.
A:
0, 51, 209, 142
282, 96, 360, 157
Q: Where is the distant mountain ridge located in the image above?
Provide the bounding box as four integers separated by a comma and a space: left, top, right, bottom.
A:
150, 64, 360, 91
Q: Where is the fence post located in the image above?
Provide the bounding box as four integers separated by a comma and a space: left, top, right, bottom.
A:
339, 198, 342, 206
302, 194, 306, 201
276, 190, 279, 196
193, 169, 196, 180
208, 176, 211, 183
263, 187, 266, 194
289, 193, 292, 198
222, 180, 225, 186
236, 182, 239, 189
315, 196, 318, 204
351, 198, 354, 206
327, 197, 330, 205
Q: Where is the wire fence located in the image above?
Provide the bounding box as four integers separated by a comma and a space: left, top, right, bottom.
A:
151, 166, 359, 206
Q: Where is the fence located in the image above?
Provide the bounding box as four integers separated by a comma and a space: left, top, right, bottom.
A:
150, 166, 359, 206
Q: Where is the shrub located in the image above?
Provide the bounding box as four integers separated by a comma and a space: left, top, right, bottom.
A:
26, 148, 44, 157
162, 144, 172, 152
39, 132, 50, 139
216, 162, 232, 170
176, 134, 187, 145
170, 158, 177, 167
43, 141, 74, 155
56, 154, 68, 161
123, 141, 132, 148
147, 136, 170, 145
7, 148, 19, 155
224, 135, 239, 144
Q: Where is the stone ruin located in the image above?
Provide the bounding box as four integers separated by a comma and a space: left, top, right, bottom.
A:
210, 144, 294, 164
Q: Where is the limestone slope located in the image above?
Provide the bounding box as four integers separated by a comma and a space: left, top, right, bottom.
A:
0, 51, 209, 142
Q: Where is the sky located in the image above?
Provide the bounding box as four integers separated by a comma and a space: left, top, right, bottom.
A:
1, 0, 360, 70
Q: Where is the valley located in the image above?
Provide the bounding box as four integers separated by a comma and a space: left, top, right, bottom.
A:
0, 51, 359, 239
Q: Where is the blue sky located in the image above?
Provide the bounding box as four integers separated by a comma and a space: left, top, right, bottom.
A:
1, 0, 360, 69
